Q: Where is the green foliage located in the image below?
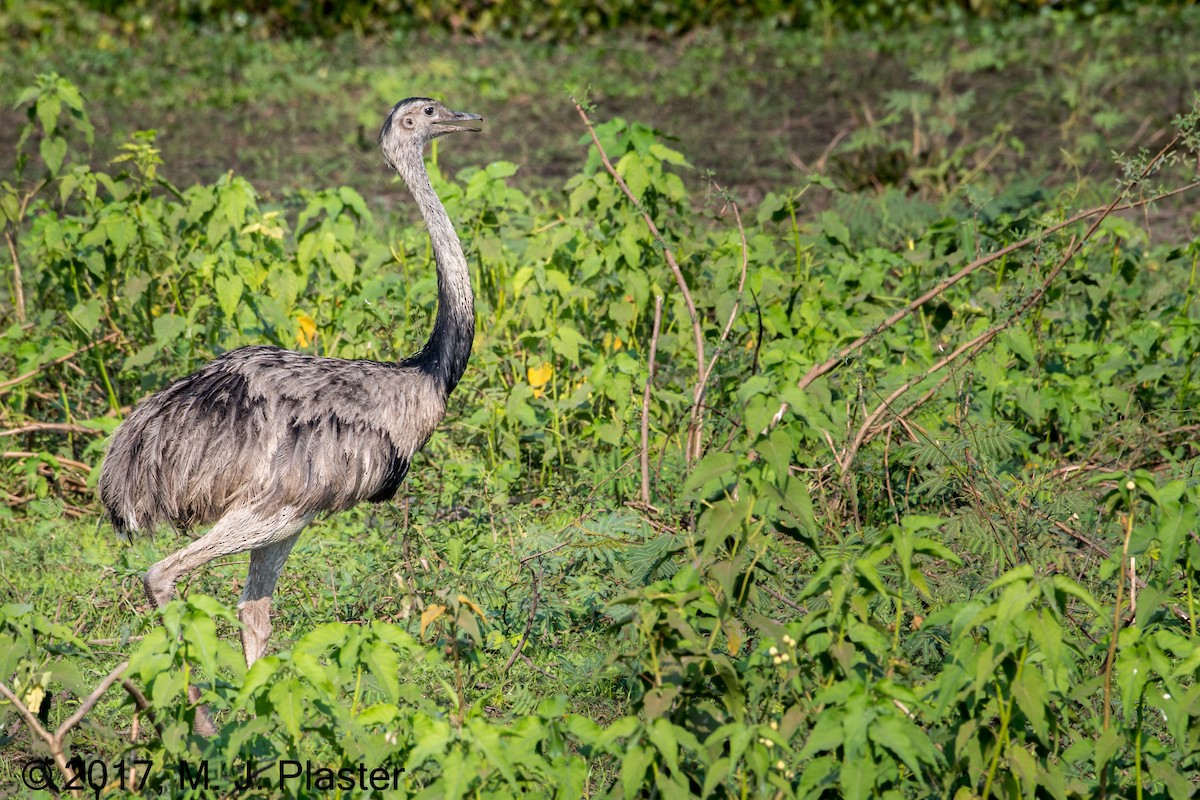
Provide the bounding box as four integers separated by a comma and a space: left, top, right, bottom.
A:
3, 0, 1168, 40
2, 37, 1200, 799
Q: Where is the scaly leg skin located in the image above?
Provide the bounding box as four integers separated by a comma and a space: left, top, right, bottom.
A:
141, 506, 313, 735
238, 534, 301, 667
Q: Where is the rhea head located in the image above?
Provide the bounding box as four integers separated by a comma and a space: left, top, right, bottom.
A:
379, 97, 482, 171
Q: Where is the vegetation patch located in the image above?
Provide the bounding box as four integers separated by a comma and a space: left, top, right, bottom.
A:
3, 4, 1200, 798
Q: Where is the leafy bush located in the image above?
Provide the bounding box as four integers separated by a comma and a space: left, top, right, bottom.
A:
4, 71, 1200, 798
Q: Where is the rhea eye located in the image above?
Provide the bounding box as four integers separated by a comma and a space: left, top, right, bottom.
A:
424, 106, 434, 116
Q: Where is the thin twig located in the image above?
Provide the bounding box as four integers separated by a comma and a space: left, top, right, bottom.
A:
690, 189, 751, 460
121, 678, 162, 738
1103, 512, 1135, 731
0, 332, 119, 394
0, 660, 131, 799
1, 451, 92, 473
87, 635, 145, 646
503, 567, 541, 674
641, 296, 665, 506
761, 585, 808, 615
56, 661, 130, 735
5, 230, 25, 323
519, 540, 570, 565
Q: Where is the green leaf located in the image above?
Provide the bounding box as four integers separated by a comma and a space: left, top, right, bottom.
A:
181, 614, 221, 677
1049, 575, 1101, 612
616, 152, 650, 201
36, 94, 61, 136
620, 743, 652, 800
870, 714, 940, 775
820, 211, 851, 247
233, 656, 282, 710
39, 137, 66, 176
1094, 727, 1123, 772
67, 299, 103, 336
215, 274, 244, 319
406, 715, 453, 769
1003, 327, 1037, 365
647, 718, 679, 774
269, 679, 305, 740
986, 564, 1035, 592
106, 217, 136, 257
330, 249, 356, 287
1011, 669, 1049, 745
153, 313, 187, 345
684, 451, 739, 497
485, 161, 520, 178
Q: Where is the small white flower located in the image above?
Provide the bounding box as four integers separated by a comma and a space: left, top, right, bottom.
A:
776, 760, 786, 771
768, 646, 778, 656
769, 720, 779, 731
1126, 480, 1136, 490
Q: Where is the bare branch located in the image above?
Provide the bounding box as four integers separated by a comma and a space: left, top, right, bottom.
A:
838, 134, 1188, 473
56, 661, 129, 736
1, 451, 93, 473
0, 423, 105, 439
122, 678, 163, 738
0, 679, 55, 748
690, 188, 750, 460
768, 178, 1200, 428
573, 99, 707, 461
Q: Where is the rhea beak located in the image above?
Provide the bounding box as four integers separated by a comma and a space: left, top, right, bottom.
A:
433, 110, 483, 135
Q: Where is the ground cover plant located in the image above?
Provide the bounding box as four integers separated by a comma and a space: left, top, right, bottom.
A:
3, 2, 1200, 798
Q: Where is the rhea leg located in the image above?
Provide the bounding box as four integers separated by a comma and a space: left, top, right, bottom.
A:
142, 505, 312, 609
238, 534, 300, 667
140, 505, 312, 734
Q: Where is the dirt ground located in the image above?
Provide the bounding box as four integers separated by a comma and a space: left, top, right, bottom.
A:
2, 13, 1199, 228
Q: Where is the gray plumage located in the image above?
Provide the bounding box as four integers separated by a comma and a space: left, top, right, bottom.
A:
98, 98, 482, 683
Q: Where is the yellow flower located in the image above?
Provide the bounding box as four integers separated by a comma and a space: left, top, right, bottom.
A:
527, 363, 553, 398
295, 313, 317, 348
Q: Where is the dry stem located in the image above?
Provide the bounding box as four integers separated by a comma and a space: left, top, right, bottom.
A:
641, 296, 665, 505
0, 332, 119, 395
573, 99, 707, 461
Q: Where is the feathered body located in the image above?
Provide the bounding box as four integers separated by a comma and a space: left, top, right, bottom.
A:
96, 98, 482, 689
100, 347, 451, 533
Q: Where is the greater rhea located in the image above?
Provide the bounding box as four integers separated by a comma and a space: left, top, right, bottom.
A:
99, 98, 481, 674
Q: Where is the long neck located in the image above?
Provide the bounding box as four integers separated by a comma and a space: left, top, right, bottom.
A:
396, 149, 475, 398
